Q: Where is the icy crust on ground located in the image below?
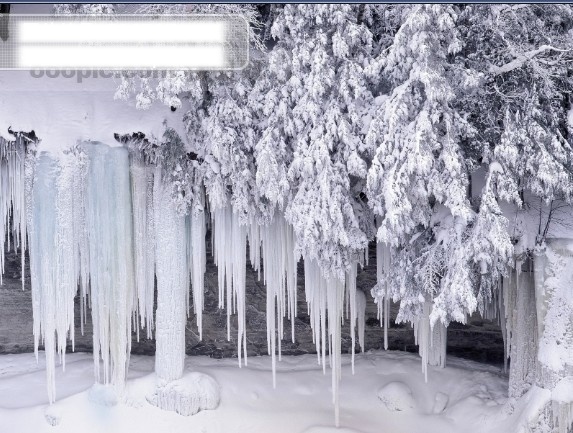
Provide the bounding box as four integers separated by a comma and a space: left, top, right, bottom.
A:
147, 372, 220, 416
0, 350, 515, 433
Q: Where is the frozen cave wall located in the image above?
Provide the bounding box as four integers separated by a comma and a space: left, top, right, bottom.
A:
0, 244, 505, 364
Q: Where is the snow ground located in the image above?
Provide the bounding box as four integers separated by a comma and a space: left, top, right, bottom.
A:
0, 350, 532, 433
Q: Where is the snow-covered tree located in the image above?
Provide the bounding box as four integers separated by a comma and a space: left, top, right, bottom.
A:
254, 4, 380, 278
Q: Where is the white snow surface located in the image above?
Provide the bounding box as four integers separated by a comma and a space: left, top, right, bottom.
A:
0, 350, 539, 433
0, 71, 186, 153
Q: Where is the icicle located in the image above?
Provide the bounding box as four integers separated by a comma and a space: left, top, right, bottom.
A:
82, 143, 135, 393
153, 165, 188, 384
232, 212, 247, 366
0, 136, 28, 289
414, 301, 447, 383
346, 262, 358, 373
188, 200, 206, 340
357, 290, 366, 355
129, 154, 156, 339
261, 213, 298, 386
304, 259, 346, 427
247, 217, 261, 278
212, 205, 248, 366
375, 241, 391, 350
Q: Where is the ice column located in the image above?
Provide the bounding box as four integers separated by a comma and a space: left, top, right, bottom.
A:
153, 166, 189, 383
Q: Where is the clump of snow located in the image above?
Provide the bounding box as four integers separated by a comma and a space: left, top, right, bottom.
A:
147, 372, 220, 416
377, 381, 416, 412
88, 383, 119, 407
432, 392, 449, 414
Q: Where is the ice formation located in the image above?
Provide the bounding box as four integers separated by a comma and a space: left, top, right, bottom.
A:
260, 213, 298, 384
0, 136, 28, 289
504, 265, 539, 398
82, 143, 135, 392
304, 259, 346, 426
29, 153, 78, 403
375, 241, 391, 350
153, 166, 189, 384
211, 205, 248, 364
346, 261, 365, 373
414, 301, 447, 382
130, 153, 156, 339
6, 134, 573, 432
188, 200, 207, 340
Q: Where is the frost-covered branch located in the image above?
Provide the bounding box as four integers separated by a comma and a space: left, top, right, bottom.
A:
489, 45, 572, 76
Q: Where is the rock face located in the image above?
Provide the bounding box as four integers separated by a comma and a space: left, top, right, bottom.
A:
0, 242, 505, 365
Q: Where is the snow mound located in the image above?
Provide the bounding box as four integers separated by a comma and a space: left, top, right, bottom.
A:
44, 404, 62, 426
377, 382, 416, 412
88, 383, 119, 407
147, 372, 220, 416
432, 392, 449, 414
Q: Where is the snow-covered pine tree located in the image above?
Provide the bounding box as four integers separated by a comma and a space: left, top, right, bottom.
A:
257, 4, 377, 278
366, 5, 480, 325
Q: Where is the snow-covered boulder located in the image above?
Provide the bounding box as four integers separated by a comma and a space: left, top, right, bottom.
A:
377, 382, 416, 412
147, 372, 220, 416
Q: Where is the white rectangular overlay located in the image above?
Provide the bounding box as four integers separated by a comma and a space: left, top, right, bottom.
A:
1, 15, 249, 70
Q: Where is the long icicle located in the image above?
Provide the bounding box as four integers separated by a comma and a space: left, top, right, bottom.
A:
261, 213, 298, 386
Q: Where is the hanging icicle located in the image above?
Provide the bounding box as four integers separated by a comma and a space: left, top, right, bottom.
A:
187, 194, 207, 340
0, 136, 30, 289
304, 259, 348, 427
260, 213, 298, 386
211, 205, 248, 366
130, 152, 156, 339
414, 301, 447, 382
375, 241, 391, 350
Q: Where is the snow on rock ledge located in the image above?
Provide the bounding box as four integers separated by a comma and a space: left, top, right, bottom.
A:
147, 372, 220, 416
377, 382, 416, 412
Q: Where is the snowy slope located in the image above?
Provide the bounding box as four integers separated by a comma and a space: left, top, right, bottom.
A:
0, 350, 535, 433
